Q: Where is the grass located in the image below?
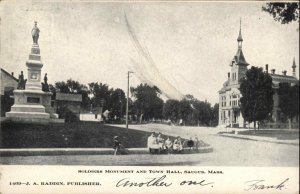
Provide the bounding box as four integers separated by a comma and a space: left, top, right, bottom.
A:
0, 121, 151, 148
0, 121, 209, 149
238, 129, 299, 140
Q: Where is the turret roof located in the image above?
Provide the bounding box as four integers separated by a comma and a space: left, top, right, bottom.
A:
237, 28, 243, 42
231, 49, 249, 66
237, 18, 243, 42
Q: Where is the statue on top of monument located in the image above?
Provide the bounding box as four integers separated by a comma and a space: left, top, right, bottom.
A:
31, 21, 40, 45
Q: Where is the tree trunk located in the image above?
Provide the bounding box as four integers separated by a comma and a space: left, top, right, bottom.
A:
253, 121, 256, 134
288, 118, 292, 129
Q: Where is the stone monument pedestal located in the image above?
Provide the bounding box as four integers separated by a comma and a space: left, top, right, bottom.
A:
43, 92, 59, 119
6, 90, 59, 119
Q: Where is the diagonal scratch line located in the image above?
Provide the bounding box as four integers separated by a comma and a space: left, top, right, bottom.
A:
124, 12, 184, 100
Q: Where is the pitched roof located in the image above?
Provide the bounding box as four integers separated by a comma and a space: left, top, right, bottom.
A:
270, 73, 299, 85
1, 68, 18, 82
231, 49, 249, 66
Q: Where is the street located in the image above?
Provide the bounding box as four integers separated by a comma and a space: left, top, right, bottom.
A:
0, 124, 298, 166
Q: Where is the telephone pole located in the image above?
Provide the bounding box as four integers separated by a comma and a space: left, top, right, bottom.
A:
126, 71, 134, 130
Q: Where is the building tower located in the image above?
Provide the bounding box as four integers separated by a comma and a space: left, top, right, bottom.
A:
229, 18, 249, 86
218, 19, 250, 127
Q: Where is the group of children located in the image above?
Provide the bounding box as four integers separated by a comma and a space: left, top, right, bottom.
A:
112, 132, 201, 155
147, 132, 200, 154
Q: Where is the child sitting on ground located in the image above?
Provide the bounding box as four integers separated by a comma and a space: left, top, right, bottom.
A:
113, 136, 127, 155
147, 132, 160, 154
187, 137, 194, 151
194, 136, 199, 151
156, 133, 165, 152
164, 137, 173, 154
173, 136, 183, 153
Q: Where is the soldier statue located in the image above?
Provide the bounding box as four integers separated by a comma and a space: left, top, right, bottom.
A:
17, 71, 25, 90
42, 73, 49, 92
31, 21, 40, 44
44, 73, 48, 85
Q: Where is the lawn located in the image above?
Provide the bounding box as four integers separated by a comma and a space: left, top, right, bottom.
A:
0, 121, 153, 148
0, 121, 208, 149
238, 129, 299, 140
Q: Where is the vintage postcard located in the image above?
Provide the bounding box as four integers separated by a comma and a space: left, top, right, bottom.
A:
0, 0, 299, 193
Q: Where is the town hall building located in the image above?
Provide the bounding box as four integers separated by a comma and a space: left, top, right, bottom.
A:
218, 21, 299, 128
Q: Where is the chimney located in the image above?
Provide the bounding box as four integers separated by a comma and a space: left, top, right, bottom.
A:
271, 69, 275, 74
282, 70, 287, 76
11, 72, 14, 77
265, 64, 268, 74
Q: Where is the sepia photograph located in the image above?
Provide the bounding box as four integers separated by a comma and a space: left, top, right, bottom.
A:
0, 0, 299, 193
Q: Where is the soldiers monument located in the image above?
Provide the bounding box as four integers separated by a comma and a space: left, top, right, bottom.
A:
6, 22, 58, 122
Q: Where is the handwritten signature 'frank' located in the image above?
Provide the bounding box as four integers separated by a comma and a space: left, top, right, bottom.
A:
244, 178, 289, 191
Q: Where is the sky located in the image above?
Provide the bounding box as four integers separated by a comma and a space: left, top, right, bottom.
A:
0, 1, 299, 104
